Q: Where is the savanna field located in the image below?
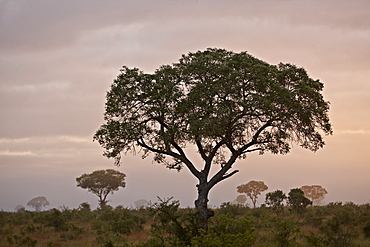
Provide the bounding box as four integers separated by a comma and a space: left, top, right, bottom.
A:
2, 2, 370, 246
1, 199, 370, 247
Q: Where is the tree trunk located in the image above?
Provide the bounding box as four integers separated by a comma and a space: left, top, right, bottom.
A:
194, 179, 214, 230
98, 197, 107, 209
252, 198, 257, 208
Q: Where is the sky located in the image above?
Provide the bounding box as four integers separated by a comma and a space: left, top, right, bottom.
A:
0, 0, 369, 211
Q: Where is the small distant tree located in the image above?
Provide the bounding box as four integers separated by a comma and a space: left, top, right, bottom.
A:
300, 185, 328, 205
15, 204, 25, 212
78, 202, 91, 211
237, 180, 268, 208
134, 199, 150, 209
287, 188, 312, 216
265, 190, 286, 215
27, 196, 50, 211
76, 169, 126, 209
235, 194, 247, 205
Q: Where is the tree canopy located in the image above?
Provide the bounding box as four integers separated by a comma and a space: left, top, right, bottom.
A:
288, 188, 312, 216
27, 196, 50, 212
76, 169, 126, 208
234, 195, 247, 205
237, 180, 268, 208
265, 190, 287, 215
300, 185, 328, 205
94, 48, 332, 228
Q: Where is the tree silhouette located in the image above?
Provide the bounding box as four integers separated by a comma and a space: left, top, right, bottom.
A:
27, 196, 49, 211
94, 48, 332, 229
287, 188, 312, 216
300, 185, 328, 205
234, 195, 247, 205
237, 180, 268, 208
15, 204, 25, 212
265, 190, 286, 215
76, 169, 126, 209
134, 199, 150, 209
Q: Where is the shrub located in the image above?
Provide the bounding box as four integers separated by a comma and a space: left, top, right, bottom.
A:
363, 221, 370, 239
217, 202, 250, 217
192, 213, 255, 247
148, 197, 198, 246
271, 218, 300, 247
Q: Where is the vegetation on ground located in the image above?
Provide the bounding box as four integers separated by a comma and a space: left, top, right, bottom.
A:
1, 199, 369, 247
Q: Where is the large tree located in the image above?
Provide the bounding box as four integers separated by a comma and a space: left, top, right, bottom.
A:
76, 169, 126, 208
237, 180, 268, 208
94, 48, 332, 229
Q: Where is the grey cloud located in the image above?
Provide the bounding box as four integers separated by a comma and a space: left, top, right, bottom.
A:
2, 0, 369, 54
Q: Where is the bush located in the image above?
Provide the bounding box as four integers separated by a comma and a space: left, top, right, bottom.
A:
98, 206, 146, 234
33, 208, 69, 231
271, 218, 300, 247
148, 197, 198, 246
192, 213, 255, 247
7, 234, 37, 247
192, 229, 255, 247
363, 221, 370, 239
217, 202, 250, 217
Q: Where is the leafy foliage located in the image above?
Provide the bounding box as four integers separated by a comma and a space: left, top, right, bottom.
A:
287, 188, 312, 217
193, 212, 255, 247
1, 201, 370, 246
270, 218, 300, 246
234, 194, 247, 205
95, 48, 332, 167
27, 196, 49, 212
148, 197, 199, 246
237, 180, 268, 208
265, 189, 287, 215
300, 184, 328, 205
76, 169, 126, 208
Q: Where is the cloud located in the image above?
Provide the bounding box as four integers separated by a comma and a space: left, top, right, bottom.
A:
1, 81, 71, 93
0, 150, 36, 156
2, 0, 369, 55
0, 135, 91, 144
0, 135, 95, 159
338, 130, 370, 135
0, 138, 30, 144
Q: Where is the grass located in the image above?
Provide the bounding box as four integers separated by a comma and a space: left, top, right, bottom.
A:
1, 202, 370, 246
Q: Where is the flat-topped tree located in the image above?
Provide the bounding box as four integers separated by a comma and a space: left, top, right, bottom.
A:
94, 48, 332, 229
76, 169, 126, 209
237, 180, 268, 208
27, 196, 49, 212
300, 185, 328, 205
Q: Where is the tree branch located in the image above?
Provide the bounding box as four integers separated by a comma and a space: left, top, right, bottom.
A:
204, 139, 226, 175
196, 140, 208, 161
241, 147, 262, 154
208, 154, 239, 189
219, 170, 239, 182
239, 119, 274, 154
137, 137, 201, 178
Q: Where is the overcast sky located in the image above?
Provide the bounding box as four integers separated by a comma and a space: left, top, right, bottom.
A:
1, 0, 369, 211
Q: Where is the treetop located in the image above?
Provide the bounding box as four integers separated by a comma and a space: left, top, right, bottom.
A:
95, 48, 332, 172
